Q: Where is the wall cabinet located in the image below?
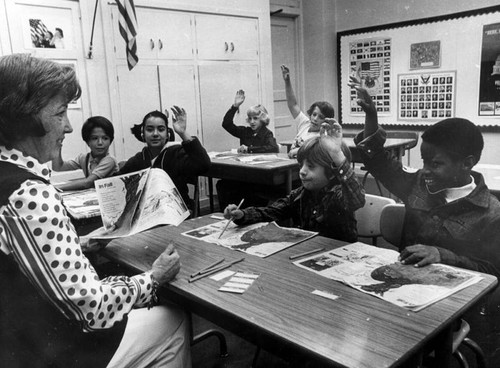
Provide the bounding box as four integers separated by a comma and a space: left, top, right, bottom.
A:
110, 5, 262, 158
195, 14, 259, 61
112, 7, 193, 61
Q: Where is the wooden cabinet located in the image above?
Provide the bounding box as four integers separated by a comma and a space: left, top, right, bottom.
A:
115, 63, 198, 159
111, 7, 193, 61
195, 14, 259, 61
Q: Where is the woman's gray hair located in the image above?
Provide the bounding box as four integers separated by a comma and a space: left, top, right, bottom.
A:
0, 53, 81, 145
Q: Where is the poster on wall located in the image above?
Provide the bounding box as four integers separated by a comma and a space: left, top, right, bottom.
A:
478, 22, 500, 116
348, 37, 391, 115
398, 71, 456, 121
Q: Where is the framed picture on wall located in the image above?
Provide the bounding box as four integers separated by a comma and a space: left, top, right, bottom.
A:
410, 40, 441, 69
398, 71, 456, 121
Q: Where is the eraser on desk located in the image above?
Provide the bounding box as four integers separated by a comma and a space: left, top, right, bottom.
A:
312, 290, 339, 301
210, 215, 225, 220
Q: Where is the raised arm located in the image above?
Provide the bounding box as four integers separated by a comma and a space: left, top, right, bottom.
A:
348, 76, 378, 138
281, 65, 300, 119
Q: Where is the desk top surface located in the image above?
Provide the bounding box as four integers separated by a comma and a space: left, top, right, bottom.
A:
280, 137, 417, 149
102, 215, 496, 368
208, 152, 297, 170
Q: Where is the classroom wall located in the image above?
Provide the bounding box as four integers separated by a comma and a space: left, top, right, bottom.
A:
301, 0, 500, 168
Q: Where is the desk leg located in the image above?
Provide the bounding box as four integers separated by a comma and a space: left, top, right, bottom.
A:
434, 325, 453, 368
208, 177, 214, 213
285, 169, 292, 194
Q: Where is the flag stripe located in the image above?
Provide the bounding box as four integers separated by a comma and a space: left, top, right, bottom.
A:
115, 0, 138, 70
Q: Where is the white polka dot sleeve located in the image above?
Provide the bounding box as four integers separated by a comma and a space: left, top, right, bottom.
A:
0, 179, 153, 331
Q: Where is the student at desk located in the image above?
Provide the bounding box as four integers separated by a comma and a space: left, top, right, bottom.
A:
281, 64, 339, 159
52, 116, 118, 191
119, 108, 210, 213
217, 90, 280, 209
224, 124, 365, 242
351, 76, 500, 278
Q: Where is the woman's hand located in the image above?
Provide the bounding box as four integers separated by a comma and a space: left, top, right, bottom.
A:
151, 243, 181, 286
234, 89, 245, 108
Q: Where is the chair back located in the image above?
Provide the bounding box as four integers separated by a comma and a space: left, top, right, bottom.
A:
379, 203, 406, 247
356, 194, 396, 245
186, 176, 200, 217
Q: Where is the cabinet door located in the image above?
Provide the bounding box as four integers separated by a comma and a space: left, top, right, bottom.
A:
195, 14, 258, 61
198, 63, 260, 152
116, 64, 161, 159
158, 65, 199, 139
112, 7, 193, 61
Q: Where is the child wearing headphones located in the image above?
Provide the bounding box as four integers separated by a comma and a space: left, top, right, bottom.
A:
53, 116, 118, 191
118, 106, 210, 212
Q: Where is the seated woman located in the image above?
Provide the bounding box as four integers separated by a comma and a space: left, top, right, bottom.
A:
216, 90, 280, 209
118, 108, 211, 213
52, 116, 118, 191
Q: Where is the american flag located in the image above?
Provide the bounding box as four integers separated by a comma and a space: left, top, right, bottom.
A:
115, 0, 138, 70
359, 61, 381, 79
29, 19, 48, 46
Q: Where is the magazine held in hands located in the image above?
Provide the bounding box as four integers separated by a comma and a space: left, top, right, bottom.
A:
87, 168, 189, 239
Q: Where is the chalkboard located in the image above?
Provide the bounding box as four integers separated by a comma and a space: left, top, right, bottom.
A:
337, 5, 500, 127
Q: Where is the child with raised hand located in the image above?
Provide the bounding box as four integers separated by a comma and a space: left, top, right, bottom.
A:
118, 107, 210, 213
223, 123, 365, 242
350, 76, 500, 278
53, 116, 118, 191
222, 89, 279, 154
281, 64, 337, 158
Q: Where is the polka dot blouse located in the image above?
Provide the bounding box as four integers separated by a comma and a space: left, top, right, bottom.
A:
0, 146, 153, 332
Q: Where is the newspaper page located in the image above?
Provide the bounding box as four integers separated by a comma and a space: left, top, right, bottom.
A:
90, 168, 189, 239
182, 220, 317, 258
61, 189, 100, 220
294, 242, 482, 311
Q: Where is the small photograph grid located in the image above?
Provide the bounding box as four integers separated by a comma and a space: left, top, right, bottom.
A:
398, 71, 456, 120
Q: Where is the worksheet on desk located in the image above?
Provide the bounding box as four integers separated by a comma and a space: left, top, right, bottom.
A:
182, 220, 317, 258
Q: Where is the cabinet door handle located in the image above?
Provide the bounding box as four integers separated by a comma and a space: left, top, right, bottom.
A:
224, 41, 228, 52
150, 39, 155, 50
230, 42, 234, 52
158, 39, 163, 50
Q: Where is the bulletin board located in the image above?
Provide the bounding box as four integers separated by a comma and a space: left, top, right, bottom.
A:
337, 5, 500, 127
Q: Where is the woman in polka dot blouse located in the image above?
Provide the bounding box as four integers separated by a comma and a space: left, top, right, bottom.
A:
0, 54, 191, 367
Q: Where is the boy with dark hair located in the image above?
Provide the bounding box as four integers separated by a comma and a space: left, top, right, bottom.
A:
53, 116, 118, 191
350, 77, 500, 278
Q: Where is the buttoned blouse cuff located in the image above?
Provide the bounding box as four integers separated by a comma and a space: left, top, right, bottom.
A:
133, 271, 155, 307
330, 159, 353, 181
354, 127, 387, 159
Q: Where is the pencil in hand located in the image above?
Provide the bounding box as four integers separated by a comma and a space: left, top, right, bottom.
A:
218, 198, 245, 239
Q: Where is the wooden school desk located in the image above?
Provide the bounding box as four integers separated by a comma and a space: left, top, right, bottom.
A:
99, 214, 497, 368
205, 153, 299, 212
280, 136, 417, 164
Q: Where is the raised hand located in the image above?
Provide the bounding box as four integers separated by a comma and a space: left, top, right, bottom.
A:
151, 243, 181, 286
319, 121, 345, 166
234, 89, 245, 108
348, 76, 376, 114
171, 105, 188, 139
281, 64, 290, 81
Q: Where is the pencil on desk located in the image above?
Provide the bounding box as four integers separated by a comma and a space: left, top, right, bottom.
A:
188, 257, 245, 283
218, 198, 245, 239
190, 258, 225, 278
289, 247, 326, 260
